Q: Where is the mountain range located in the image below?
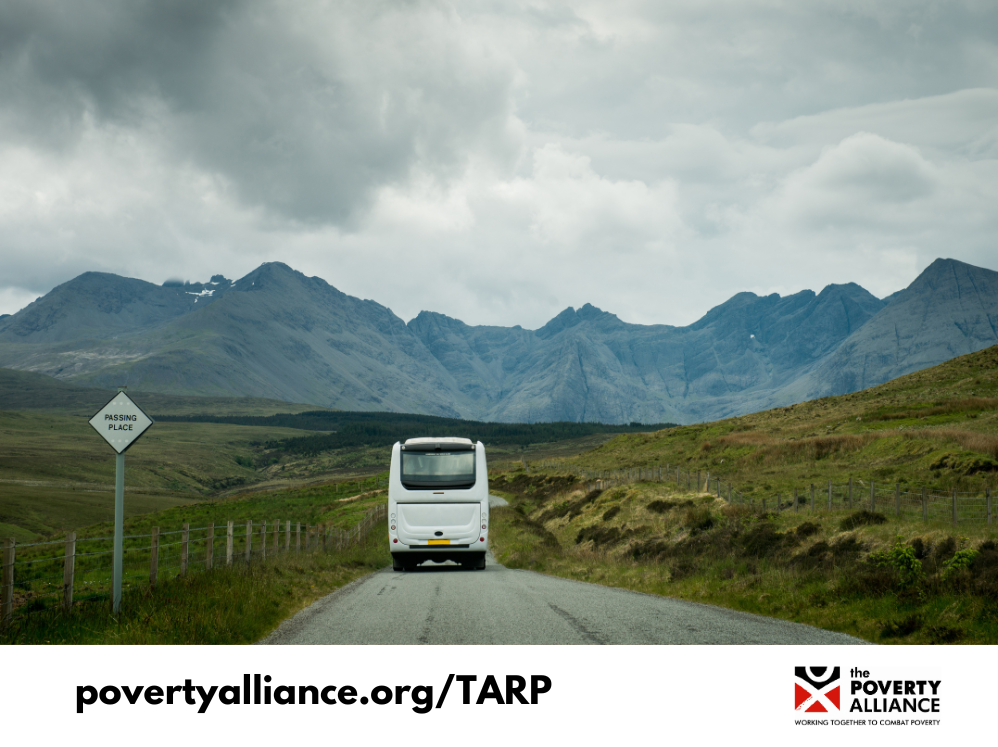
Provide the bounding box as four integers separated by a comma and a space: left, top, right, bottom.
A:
1, 258, 996, 424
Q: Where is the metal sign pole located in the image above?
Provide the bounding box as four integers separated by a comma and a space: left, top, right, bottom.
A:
89, 386, 153, 616
113, 451, 125, 614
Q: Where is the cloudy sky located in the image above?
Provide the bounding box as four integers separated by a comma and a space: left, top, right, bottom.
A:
1, 0, 996, 328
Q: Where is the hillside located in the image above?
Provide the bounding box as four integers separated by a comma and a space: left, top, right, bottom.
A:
565, 345, 998, 497
1, 258, 996, 424
0, 366, 327, 417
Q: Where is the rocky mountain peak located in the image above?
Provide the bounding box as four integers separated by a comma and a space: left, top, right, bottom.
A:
1, 257, 994, 425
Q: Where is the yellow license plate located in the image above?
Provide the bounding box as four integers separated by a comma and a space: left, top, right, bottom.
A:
428, 539, 450, 545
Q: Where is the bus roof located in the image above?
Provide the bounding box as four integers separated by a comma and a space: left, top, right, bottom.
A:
404, 437, 473, 445
401, 437, 475, 451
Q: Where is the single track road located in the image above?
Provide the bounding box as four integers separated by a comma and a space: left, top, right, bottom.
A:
263, 497, 866, 645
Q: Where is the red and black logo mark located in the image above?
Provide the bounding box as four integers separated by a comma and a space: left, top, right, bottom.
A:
795, 667, 840, 712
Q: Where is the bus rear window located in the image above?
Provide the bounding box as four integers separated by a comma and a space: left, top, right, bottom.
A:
400, 451, 476, 489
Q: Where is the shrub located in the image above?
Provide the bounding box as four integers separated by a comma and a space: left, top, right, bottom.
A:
630, 537, 671, 560
879, 614, 923, 639
576, 525, 634, 548
795, 521, 821, 538
933, 536, 957, 562
684, 506, 716, 534
537, 489, 601, 522
942, 548, 978, 579
506, 512, 561, 549
839, 510, 887, 532
926, 625, 964, 643
792, 541, 830, 570
830, 536, 863, 560
908, 537, 929, 559
602, 506, 621, 521
741, 523, 794, 558
868, 538, 923, 587
647, 499, 693, 513
840, 566, 899, 596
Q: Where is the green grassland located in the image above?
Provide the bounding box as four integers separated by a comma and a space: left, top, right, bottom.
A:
0, 483, 194, 543
2, 478, 392, 644
0, 411, 328, 539
6, 479, 389, 578
0, 526, 389, 645
260, 433, 621, 482
1, 365, 642, 541
562, 346, 998, 499
19, 480, 390, 549
0, 402, 620, 541
488, 471, 998, 644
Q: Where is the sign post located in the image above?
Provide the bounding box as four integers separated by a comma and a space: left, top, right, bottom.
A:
88, 388, 153, 613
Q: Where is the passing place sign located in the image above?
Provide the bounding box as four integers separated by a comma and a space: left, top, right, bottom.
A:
88, 391, 154, 454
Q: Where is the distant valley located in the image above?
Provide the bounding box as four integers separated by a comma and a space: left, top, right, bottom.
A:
1, 258, 996, 424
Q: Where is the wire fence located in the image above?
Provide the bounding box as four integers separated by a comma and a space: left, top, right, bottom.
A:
499, 460, 994, 527
1, 504, 387, 627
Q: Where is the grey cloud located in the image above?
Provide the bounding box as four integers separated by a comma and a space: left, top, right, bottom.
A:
0, 1, 235, 144
752, 88, 998, 156
1, 0, 996, 330
0, 0, 520, 224
482, 0, 998, 140
796, 133, 937, 203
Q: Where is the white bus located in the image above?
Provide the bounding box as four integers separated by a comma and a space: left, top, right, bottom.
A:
388, 437, 488, 571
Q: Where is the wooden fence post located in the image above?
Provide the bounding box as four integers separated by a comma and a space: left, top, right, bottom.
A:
1, 538, 13, 627
922, 488, 927, 521
895, 483, 901, 517
206, 523, 215, 570
150, 526, 159, 589
952, 489, 957, 527
181, 523, 189, 577
285, 520, 291, 552
63, 531, 76, 613
246, 520, 252, 563
296, 522, 301, 553
273, 520, 279, 554
261, 520, 267, 562
226, 521, 234, 566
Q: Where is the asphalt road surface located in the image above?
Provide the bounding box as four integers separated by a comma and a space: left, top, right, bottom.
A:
262, 495, 866, 645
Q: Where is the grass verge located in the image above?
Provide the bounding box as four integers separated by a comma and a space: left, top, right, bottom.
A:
0, 525, 389, 644
488, 472, 998, 644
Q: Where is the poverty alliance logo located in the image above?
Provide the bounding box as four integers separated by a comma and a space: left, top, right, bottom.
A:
795, 667, 840, 712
